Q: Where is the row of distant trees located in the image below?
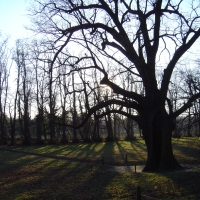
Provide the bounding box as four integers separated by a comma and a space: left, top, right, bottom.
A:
0, 36, 199, 145
0, 37, 138, 145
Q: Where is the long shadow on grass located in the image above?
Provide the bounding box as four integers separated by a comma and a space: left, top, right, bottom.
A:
2, 147, 97, 164
65, 143, 100, 161
59, 143, 90, 157
4, 147, 200, 199
0, 150, 137, 199
130, 140, 147, 164
115, 141, 131, 163
0, 149, 43, 170
172, 142, 200, 164
13, 145, 67, 155
95, 141, 115, 164
160, 170, 200, 200
0, 150, 56, 198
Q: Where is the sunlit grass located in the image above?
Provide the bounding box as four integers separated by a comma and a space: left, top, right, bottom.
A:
10, 138, 200, 164
10, 140, 147, 164
0, 137, 200, 199
173, 137, 200, 164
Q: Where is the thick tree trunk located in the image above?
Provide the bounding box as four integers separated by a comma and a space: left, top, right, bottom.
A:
142, 110, 183, 172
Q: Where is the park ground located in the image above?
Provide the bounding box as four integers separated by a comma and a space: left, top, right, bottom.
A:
0, 137, 200, 199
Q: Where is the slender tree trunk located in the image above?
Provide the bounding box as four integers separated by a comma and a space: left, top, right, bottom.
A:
105, 108, 114, 141
187, 107, 191, 137
48, 60, 56, 144
126, 109, 134, 140
72, 73, 78, 142
22, 80, 31, 146
49, 113, 56, 143
113, 113, 117, 139
9, 60, 19, 146
0, 72, 9, 145
198, 99, 200, 136
61, 110, 67, 143
93, 113, 100, 141
36, 110, 44, 144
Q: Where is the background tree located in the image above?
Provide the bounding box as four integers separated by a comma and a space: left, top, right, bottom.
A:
58, 60, 70, 143
180, 69, 200, 137
8, 53, 20, 146
30, 0, 200, 171
14, 40, 33, 145
92, 70, 102, 141
0, 36, 10, 145
30, 40, 47, 144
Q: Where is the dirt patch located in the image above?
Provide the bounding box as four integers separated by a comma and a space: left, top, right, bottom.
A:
108, 164, 200, 173
109, 165, 144, 173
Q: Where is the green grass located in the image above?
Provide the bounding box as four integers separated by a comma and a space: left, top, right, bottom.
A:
0, 138, 200, 199
7, 140, 147, 165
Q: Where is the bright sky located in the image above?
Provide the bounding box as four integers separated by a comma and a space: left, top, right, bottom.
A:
0, 0, 33, 103
0, 0, 31, 44
0, 0, 199, 66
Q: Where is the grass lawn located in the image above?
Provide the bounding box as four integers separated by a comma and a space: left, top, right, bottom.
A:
0, 138, 200, 199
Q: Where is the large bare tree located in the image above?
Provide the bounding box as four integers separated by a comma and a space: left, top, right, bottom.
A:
30, 0, 200, 171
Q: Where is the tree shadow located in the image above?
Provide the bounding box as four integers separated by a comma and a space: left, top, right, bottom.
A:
1, 145, 200, 199
159, 170, 200, 199
172, 141, 200, 164
0, 148, 136, 199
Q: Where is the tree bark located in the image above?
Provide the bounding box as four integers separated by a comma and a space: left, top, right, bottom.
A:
72, 72, 78, 143
142, 109, 183, 172
105, 107, 114, 141
93, 115, 101, 142
49, 113, 56, 144
36, 110, 44, 144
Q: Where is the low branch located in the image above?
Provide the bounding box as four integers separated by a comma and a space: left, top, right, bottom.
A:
63, 99, 140, 129
173, 92, 200, 118
100, 76, 143, 102
95, 109, 139, 122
